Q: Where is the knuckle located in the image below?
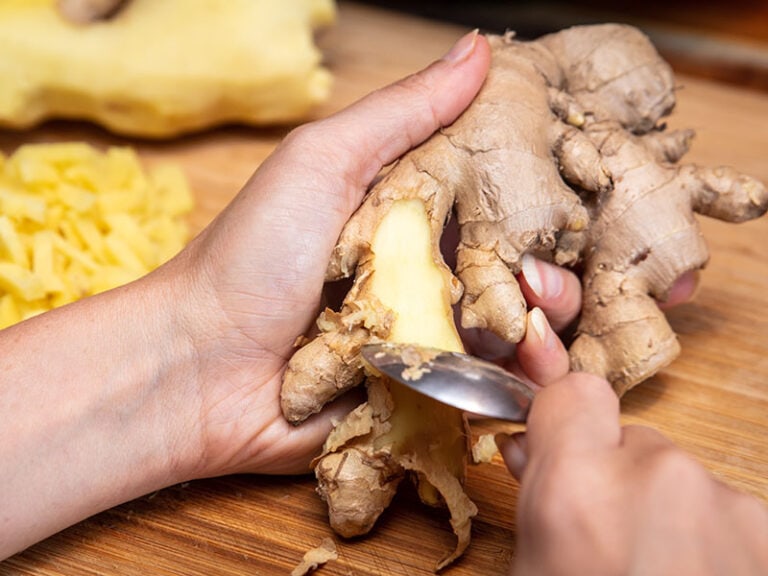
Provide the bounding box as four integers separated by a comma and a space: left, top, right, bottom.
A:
563, 372, 618, 408
650, 446, 706, 484
281, 121, 355, 181
393, 69, 434, 101
389, 73, 442, 137
281, 121, 329, 154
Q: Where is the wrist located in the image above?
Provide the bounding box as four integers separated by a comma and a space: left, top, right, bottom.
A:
117, 263, 208, 486
0, 264, 204, 558
67, 270, 203, 493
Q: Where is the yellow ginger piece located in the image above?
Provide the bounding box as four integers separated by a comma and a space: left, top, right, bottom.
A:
0, 142, 192, 329
296, 199, 476, 571
0, 0, 335, 137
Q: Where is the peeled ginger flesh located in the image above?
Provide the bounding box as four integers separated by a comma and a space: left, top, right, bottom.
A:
0, 142, 192, 329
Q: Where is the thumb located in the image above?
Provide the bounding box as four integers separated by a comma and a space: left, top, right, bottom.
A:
207, 31, 490, 345
303, 29, 492, 198
253, 29, 491, 220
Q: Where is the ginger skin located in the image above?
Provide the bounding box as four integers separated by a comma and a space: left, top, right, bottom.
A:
537, 26, 768, 392
281, 25, 768, 570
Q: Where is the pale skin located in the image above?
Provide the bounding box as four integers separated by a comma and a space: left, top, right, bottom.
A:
0, 31, 765, 575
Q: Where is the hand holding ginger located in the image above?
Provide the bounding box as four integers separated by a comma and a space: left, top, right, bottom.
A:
0, 31, 495, 560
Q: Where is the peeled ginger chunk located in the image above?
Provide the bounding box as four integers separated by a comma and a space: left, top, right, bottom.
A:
0, 0, 336, 137
0, 142, 192, 329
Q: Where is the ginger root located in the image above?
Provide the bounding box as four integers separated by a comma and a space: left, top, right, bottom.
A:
281, 25, 768, 569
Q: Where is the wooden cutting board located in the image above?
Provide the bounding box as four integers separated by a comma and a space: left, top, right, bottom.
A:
2, 2, 768, 574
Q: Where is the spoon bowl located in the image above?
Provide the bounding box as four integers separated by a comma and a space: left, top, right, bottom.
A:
360, 342, 534, 422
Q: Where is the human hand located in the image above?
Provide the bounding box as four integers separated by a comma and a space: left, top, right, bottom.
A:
152, 31, 495, 479
0, 27, 732, 562
0, 31, 497, 560
167, 21, 703, 482
499, 344, 768, 575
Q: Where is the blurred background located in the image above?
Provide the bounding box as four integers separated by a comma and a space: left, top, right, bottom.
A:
362, 0, 768, 92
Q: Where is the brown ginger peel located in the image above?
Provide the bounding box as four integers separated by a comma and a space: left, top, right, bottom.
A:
281, 24, 768, 570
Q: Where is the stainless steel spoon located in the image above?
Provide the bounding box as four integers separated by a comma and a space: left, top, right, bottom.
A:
360, 342, 535, 422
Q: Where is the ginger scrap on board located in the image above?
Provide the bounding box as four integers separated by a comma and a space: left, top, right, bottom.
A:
291, 537, 338, 576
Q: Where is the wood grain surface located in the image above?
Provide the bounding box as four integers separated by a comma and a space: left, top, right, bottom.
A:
2, 2, 768, 574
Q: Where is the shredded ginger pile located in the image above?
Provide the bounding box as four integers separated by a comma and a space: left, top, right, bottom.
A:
0, 142, 192, 329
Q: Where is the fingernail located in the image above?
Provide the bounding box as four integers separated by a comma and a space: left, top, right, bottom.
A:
443, 29, 479, 63
660, 269, 700, 309
527, 307, 553, 347
496, 432, 528, 480
521, 254, 563, 300
521, 254, 543, 298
